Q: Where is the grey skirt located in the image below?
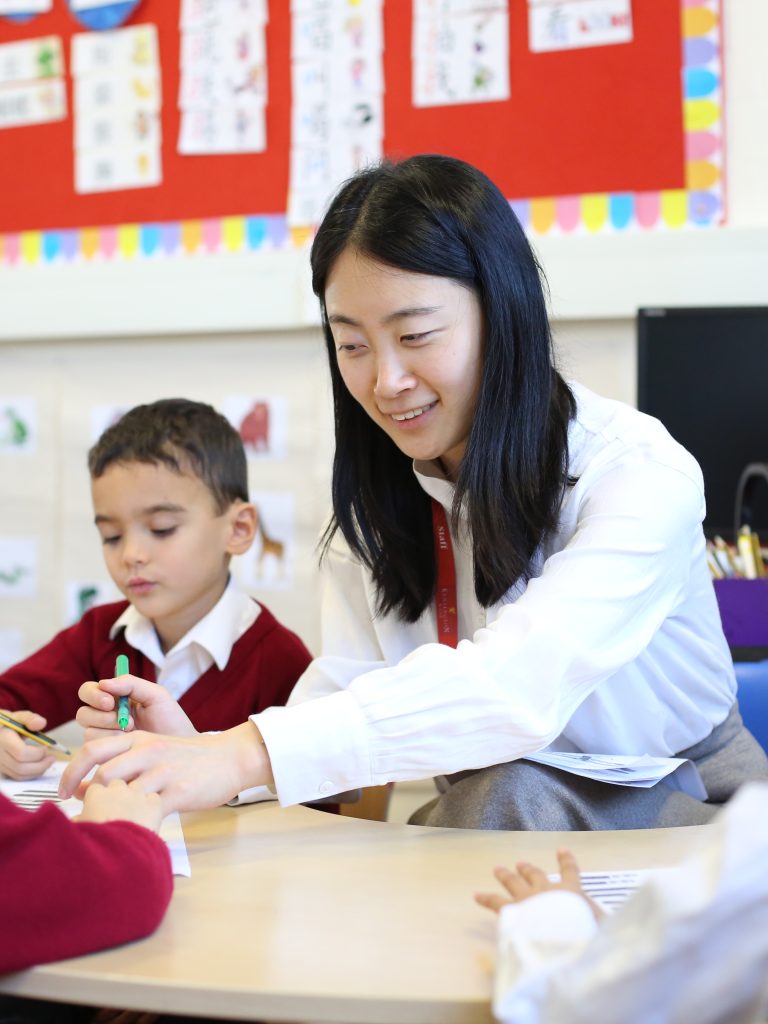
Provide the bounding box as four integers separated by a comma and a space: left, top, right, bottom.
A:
408, 703, 768, 831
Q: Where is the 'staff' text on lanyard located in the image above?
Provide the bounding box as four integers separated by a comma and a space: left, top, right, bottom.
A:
431, 499, 458, 649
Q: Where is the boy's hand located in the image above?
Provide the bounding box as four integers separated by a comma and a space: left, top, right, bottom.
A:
0, 709, 56, 780
475, 849, 603, 922
77, 778, 164, 833
59, 720, 272, 815
76, 674, 198, 739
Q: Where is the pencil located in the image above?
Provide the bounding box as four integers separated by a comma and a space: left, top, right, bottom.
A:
116, 654, 130, 731
0, 710, 71, 756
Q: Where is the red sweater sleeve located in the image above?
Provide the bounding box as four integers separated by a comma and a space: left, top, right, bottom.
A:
0, 795, 173, 973
0, 603, 137, 729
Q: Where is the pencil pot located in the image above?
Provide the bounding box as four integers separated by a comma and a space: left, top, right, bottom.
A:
713, 579, 768, 647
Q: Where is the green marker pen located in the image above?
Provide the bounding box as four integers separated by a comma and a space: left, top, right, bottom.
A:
116, 654, 130, 731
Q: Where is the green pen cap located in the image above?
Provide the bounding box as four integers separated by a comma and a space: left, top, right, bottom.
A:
116, 654, 130, 676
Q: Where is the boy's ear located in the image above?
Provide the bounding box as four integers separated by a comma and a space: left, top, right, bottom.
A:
226, 501, 258, 556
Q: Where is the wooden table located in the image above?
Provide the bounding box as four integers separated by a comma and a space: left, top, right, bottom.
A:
0, 802, 709, 1023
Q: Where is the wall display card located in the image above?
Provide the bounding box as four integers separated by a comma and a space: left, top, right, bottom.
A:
180, 21, 266, 74
71, 24, 162, 194
177, 0, 268, 156
0, 398, 36, 453
74, 101, 160, 150
0, 36, 65, 130
180, 0, 267, 30
0, 78, 65, 129
70, 23, 158, 75
413, 0, 510, 108
0, 537, 38, 598
90, 404, 129, 443
528, 0, 633, 53
0, 36, 63, 85
221, 395, 288, 461
235, 491, 295, 591
73, 70, 161, 115
66, 579, 119, 624
292, 3, 383, 63
291, 92, 382, 152
75, 137, 161, 192
0, 628, 23, 674
179, 100, 265, 155
288, 0, 384, 226
0, 0, 51, 11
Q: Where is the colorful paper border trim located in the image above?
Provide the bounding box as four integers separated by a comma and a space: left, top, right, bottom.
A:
0, 215, 312, 265
0, 0, 723, 265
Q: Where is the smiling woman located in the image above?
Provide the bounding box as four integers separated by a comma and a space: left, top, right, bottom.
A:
325, 251, 483, 481
64, 155, 767, 833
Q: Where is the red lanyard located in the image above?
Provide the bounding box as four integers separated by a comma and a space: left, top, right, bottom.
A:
431, 499, 458, 649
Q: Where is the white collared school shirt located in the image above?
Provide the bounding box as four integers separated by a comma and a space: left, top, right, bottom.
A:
111, 576, 260, 700
255, 383, 735, 807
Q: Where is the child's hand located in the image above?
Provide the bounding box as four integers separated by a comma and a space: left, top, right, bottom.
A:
76, 674, 198, 739
78, 777, 164, 833
0, 709, 56, 780
475, 849, 603, 922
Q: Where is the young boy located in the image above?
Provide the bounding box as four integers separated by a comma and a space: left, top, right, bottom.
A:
0, 398, 311, 780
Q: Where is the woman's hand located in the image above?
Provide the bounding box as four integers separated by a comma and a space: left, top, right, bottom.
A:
475, 848, 603, 921
78, 778, 164, 832
0, 709, 56, 780
76, 674, 198, 739
59, 721, 273, 815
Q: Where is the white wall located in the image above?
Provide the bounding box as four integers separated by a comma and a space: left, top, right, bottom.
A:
0, 0, 766, 663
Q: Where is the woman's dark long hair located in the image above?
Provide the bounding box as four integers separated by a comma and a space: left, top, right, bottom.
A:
311, 154, 575, 622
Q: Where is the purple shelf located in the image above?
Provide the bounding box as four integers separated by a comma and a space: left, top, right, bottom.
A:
713, 579, 768, 647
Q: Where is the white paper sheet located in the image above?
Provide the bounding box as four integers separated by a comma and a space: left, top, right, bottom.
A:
528, 0, 633, 53
522, 750, 707, 800
412, 0, 510, 108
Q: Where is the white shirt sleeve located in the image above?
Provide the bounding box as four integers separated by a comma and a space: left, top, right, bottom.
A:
493, 784, 768, 1024
256, 459, 708, 806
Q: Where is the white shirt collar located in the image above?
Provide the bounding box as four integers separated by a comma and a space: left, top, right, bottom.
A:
109, 576, 260, 672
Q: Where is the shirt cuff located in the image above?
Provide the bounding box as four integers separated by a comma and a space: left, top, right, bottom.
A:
494, 892, 597, 1021
252, 689, 372, 806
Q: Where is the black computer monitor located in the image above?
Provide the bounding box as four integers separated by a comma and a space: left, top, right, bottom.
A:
637, 307, 768, 540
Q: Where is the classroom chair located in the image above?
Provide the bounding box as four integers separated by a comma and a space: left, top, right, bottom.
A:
734, 660, 768, 753
339, 784, 394, 822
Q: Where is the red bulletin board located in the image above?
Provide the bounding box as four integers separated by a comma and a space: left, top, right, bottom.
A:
0, 0, 686, 235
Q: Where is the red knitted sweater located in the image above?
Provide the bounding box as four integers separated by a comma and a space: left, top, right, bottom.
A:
0, 600, 311, 731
